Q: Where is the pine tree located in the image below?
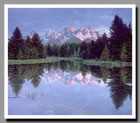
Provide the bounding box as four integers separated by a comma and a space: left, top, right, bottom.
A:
46, 43, 52, 56
17, 48, 23, 60
24, 36, 32, 59
31, 47, 38, 59
100, 45, 110, 61
126, 40, 132, 62
60, 44, 67, 57
121, 43, 127, 61
31, 33, 43, 58
102, 33, 108, 45
8, 27, 24, 59
52, 44, 58, 56
79, 41, 88, 59
77, 47, 80, 57
95, 37, 105, 59
43, 46, 47, 58
25, 36, 32, 48
89, 40, 96, 59
110, 15, 132, 61
121, 41, 132, 62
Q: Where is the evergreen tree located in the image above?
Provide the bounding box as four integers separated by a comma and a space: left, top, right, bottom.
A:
60, 44, 67, 57
77, 47, 80, 57
110, 15, 124, 60
121, 41, 132, 62
79, 41, 88, 59
25, 36, 32, 48
24, 36, 32, 59
121, 43, 127, 61
102, 33, 108, 45
100, 45, 110, 61
56, 45, 61, 57
43, 46, 47, 58
31, 47, 38, 59
126, 39, 132, 62
32, 33, 43, 58
89, 40, 96, 59
8, 27, 24, 59
52, 45, 57, 56
110, 15, 131, 60
95, 36, 105, 59
46, 43, 52, 56
17, 48, 24, 60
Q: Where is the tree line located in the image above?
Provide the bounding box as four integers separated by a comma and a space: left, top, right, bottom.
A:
8, 15, 132, 62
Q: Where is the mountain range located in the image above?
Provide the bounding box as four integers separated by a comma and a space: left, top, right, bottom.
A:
30, 25, 102, 45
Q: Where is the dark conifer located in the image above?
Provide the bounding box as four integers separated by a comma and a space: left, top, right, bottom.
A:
100, 45, 110, 61
8, 27, 24, 59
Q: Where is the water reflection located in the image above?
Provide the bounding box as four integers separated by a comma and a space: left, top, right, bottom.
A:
108, 67, 132, 109
8, 61, 132, 110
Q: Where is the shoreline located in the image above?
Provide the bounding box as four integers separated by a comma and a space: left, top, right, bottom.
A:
8, 57, 132, 68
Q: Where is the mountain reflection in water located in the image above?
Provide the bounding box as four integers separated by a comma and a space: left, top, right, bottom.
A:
8, 61, 132, 115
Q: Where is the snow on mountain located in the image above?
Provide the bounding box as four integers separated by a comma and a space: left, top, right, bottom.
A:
40, 25, 102, 45
29, 30, 37, 38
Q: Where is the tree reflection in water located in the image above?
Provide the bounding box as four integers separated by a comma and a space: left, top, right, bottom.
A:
8, 64, 44, 96
8, 65, 25, 96
8, 61, 132, 109
108, 67, 132, 109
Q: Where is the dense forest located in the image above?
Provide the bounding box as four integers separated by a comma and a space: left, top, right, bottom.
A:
8, 15, 132, 62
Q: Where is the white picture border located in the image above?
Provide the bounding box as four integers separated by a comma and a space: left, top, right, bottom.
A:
4, 4, 136, 119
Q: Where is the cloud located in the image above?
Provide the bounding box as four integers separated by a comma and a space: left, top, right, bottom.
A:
8, 8, 132, 37
100, 15, 113, 20
95, 26, 109, 34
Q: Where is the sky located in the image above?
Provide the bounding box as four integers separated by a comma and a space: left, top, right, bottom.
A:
8, 8, 132, 37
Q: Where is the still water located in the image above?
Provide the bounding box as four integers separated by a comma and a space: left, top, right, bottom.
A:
8, 61, 132, 115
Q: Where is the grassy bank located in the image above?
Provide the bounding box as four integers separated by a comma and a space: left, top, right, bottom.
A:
8, 57, 132, 67
82, 59, 132, 68
8, 57, 82, 65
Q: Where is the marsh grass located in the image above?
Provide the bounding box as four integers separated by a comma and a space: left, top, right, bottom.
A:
8, 57, 82, 65
8, 57, 132, 68
83, 59, 132, 68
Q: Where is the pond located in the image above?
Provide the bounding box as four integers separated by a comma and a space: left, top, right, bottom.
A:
8, 60, 132, 115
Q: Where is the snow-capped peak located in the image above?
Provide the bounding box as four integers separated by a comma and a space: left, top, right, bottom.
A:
40, 25, 102, 45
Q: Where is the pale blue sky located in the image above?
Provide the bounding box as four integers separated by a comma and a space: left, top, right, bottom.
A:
8, 8, 132, 37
